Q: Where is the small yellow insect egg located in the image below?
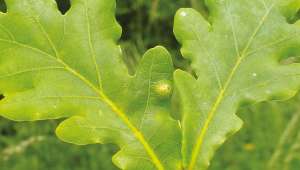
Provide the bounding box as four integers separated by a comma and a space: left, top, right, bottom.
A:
153, 80, 172, 98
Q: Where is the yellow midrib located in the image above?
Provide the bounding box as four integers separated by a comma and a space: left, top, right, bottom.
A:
188, 4, 274, 170
63, 64, 165, 170
27, 9, 165, 170
48, 49, 165, 170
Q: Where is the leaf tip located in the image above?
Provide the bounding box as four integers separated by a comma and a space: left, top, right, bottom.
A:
141, 45, 173, 69
146, 45, 170, 57
174, 69, 196, 82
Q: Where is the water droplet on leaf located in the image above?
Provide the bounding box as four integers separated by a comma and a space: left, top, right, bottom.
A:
180, 11, 187, 17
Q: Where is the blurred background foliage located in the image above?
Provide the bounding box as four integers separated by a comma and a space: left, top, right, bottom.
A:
0, 0, 300, 169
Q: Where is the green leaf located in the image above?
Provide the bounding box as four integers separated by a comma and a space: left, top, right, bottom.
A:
174, 0, 300, 169
0, 0, 181, 169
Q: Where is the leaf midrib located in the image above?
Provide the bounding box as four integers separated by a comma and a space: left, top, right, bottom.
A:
61, 51, 165, 170
188, 4, 275, 170
1, 7, 165, 170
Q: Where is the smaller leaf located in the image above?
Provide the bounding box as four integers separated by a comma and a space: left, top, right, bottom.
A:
173, 0, 300, 169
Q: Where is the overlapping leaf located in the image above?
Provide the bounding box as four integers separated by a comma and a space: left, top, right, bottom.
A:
0, 0, 181, 169
174, 0, 300, 169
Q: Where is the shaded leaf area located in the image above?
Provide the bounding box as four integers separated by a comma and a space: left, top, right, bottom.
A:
0, 0, 6, 13
55, 0, 71, 14
0, 94, 4, 100
116, 0, 199, 74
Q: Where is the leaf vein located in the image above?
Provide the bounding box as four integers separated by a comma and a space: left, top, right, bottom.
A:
188, 3, 275, 170
0, 66, 64, 79
83, 1, 103, 90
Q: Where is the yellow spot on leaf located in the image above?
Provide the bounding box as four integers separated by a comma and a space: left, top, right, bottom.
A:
153, 80, 172, 98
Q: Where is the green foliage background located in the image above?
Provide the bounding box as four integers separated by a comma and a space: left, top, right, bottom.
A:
0, 0, 300, 169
